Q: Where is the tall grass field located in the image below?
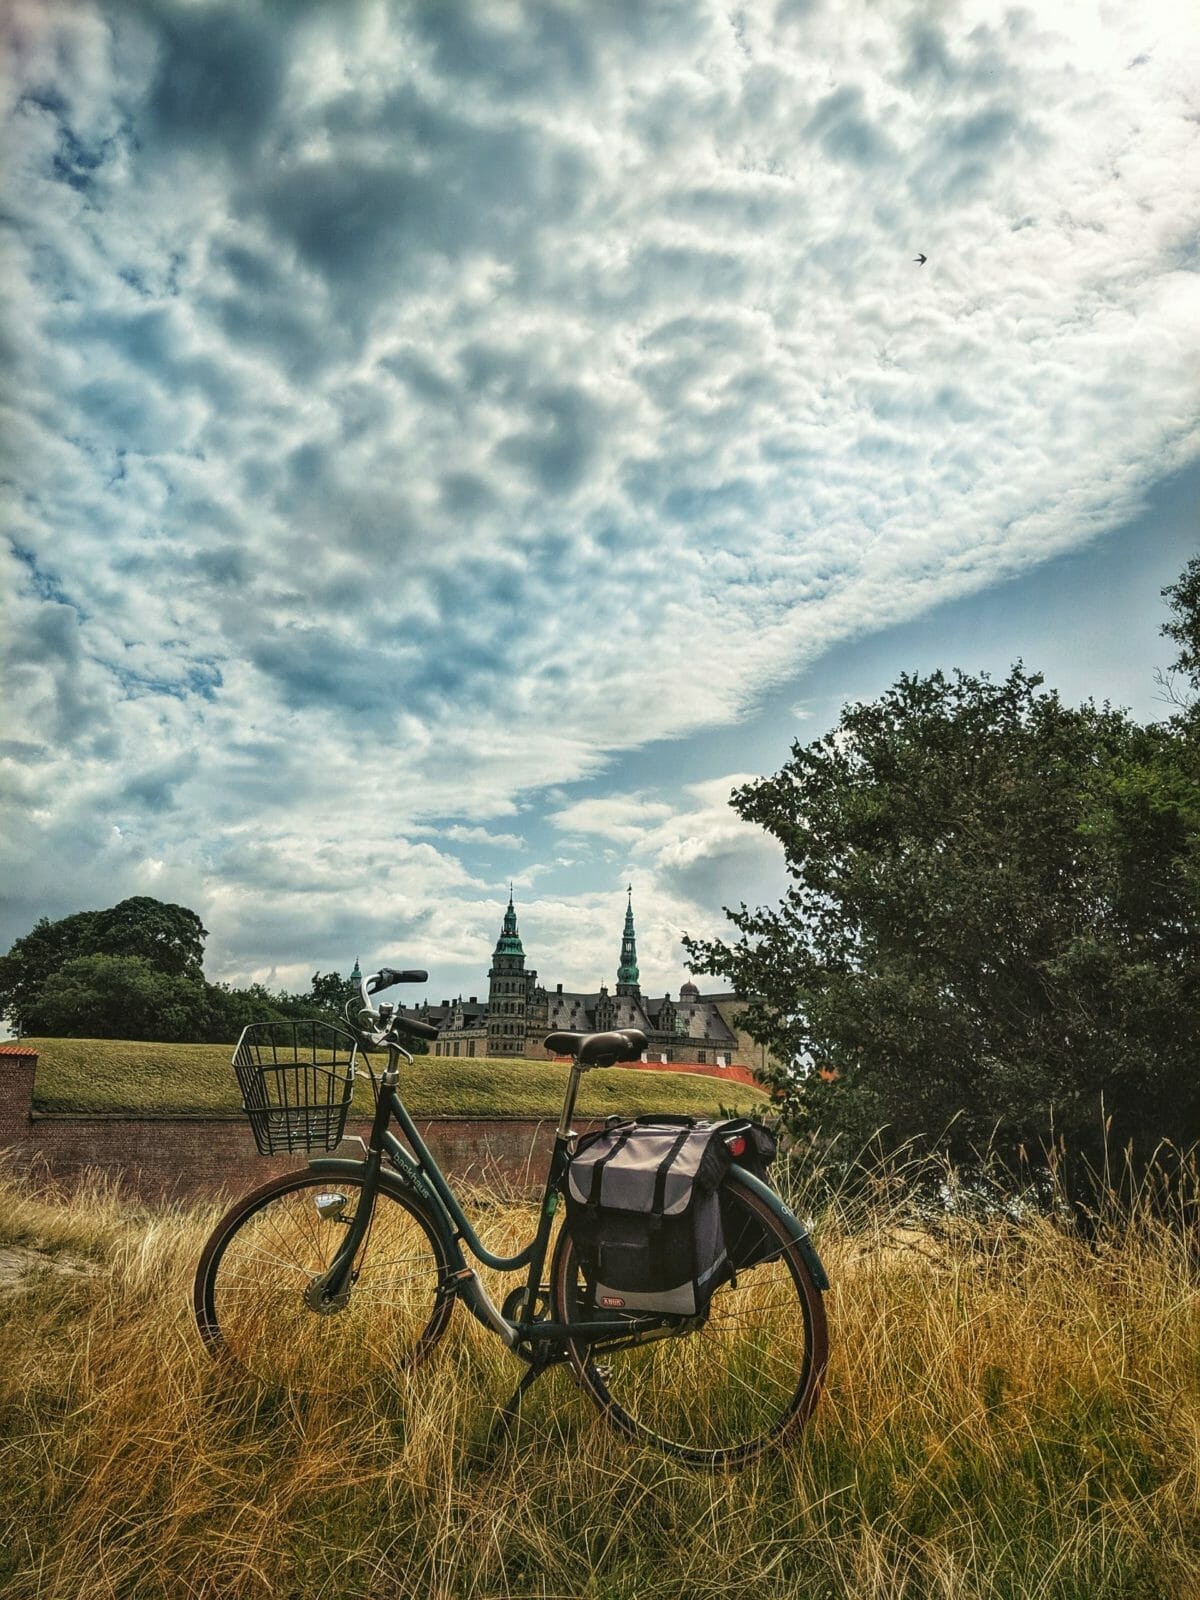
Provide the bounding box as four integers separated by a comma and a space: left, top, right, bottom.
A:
2, 1160, 1197, 1599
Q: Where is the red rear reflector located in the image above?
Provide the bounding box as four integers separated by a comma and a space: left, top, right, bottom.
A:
727, 1135, 747, 1157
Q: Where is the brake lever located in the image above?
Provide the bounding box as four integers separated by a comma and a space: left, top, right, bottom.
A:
351, 1003, 414, 1059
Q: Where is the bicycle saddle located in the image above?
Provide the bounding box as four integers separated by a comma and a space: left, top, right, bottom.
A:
543, 1028, 648, 1068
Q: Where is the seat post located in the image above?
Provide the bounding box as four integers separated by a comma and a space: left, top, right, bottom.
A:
555, 1058, 585, 1141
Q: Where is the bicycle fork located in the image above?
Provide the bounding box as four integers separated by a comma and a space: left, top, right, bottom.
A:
302, 1150, 384, 1312
303, 1053, 405, 1311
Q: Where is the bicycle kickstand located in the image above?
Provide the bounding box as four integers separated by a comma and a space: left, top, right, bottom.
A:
487, 1349, 560, 1452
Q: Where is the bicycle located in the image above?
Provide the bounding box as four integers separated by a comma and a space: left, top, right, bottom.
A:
193, 967, 830, 1468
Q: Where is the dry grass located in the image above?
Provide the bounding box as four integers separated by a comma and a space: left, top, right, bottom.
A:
1, 1159, 1198, 1599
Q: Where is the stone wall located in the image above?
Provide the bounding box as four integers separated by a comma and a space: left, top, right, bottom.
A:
0, 1047, 590, 1204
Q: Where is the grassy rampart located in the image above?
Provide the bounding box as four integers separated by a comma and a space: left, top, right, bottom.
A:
22, 1036, 767, 1118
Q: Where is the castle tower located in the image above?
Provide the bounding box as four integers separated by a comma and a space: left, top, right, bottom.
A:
616, 886, 641, 997
487, 889, 527, 1057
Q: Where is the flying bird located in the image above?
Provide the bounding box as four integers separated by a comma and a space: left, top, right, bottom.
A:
914, 253, 927, 265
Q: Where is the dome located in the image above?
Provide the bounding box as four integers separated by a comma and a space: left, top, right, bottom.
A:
679, 981, 700, 1000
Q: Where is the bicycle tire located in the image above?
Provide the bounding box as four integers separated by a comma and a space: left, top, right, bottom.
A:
194, 1168, 453, 1391
551, 1172, 828, 1467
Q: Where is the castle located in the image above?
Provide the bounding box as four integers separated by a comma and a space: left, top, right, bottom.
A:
409, 891, 766, 1072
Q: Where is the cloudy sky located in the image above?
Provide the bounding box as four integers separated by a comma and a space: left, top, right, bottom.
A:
2, 0, 1198, 1009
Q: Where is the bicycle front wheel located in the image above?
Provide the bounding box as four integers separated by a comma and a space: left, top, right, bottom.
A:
552, 1174, 828, 1467
194, 1169, 453, 1391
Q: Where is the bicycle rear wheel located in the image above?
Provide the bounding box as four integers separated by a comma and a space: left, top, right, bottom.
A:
194, 1169, 452, 1391
551, 1174, 828, 1467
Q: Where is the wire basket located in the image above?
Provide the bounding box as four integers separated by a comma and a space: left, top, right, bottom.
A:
233, 1020, 359, 1154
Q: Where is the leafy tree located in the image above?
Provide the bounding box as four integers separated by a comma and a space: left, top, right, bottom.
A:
91, 897, 207, 978
0, 896, 209, 1033
23, 954, 210, 1042
0, 910, 99, 1032
202, 982, 291, 1044
306, 970, 359, 1021
685, 662, 1200, 1195
1161, 554, 1200, 695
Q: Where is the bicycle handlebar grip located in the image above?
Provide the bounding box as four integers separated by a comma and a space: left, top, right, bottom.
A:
370, 967, 429, 993
395, 1014, 439, 1042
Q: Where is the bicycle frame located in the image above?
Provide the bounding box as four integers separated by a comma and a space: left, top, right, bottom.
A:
304, 1045, 668, 1356
300, 1036, 829, 1364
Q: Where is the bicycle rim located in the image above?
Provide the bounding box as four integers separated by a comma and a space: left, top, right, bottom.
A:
553, 1176, 828, 1467
194, 1170, 453, 1391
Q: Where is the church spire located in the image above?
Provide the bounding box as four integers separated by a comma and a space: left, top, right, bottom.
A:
616, 885, 640, 995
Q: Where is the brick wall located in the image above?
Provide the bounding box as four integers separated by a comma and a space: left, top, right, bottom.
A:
0, 1047, 38, 1153
28, 1112, 587, 1203
0, 1047, 592, 1203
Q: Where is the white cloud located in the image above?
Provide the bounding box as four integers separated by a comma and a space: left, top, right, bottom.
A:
2, 0, 1198, 988
540, 774, 786, 989
439, 824, 527, 850
550, 795, 676, 843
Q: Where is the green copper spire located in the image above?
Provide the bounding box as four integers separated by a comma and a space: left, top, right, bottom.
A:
616, 885, 640, 993
493, 888, 525, 959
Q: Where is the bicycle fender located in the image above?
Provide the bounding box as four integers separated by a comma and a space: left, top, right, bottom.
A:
305, 1157, 464, 1270
728, 1163, 831, 1292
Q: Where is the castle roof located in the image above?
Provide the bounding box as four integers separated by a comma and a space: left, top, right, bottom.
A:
617, 886, 640, 988
492, 890, 524, 959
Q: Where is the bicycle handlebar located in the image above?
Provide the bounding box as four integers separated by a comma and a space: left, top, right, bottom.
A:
353, 968, 439, 1048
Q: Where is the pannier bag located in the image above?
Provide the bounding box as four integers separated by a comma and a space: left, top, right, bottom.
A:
565, 1117, 733, 1316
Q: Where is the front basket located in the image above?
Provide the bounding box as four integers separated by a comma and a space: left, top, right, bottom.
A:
232, 1020, 358, 1154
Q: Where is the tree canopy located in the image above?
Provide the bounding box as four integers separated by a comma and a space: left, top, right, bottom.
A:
89, 896, 206, 977
0, 897, 207, 1034
0, 897, 360, 1043
24, 954, 211, 1043
686, 561, 1200, 1192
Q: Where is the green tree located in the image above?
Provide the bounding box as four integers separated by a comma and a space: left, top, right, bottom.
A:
306, 970, 358, 1021
1161, 554, 1200, 695
0, 896, 209, 1033
202, 982, 290, 1044
91, 897, 207, 977
0, 910, 98, 1031
685, 663, 1200, 1193
23, 954, 210, 1042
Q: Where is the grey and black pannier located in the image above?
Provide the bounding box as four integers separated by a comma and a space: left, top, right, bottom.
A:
565, 1116, 734, 1316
